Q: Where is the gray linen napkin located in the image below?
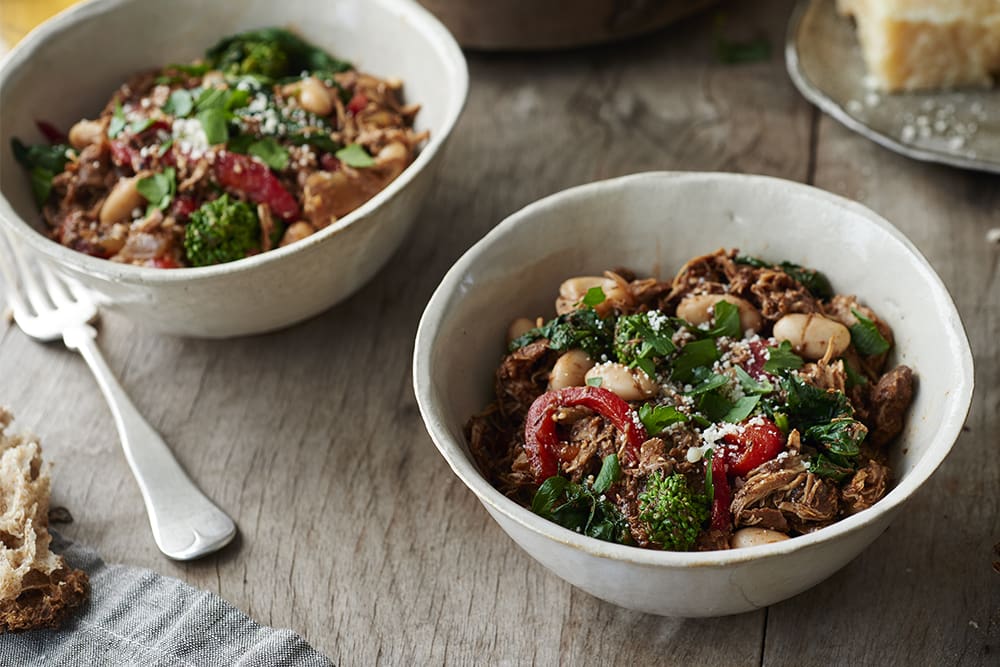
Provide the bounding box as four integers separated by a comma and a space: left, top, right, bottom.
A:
0, 533, 332, 666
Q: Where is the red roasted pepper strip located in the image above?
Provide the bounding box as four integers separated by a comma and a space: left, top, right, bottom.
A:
723, 418, 785, 478
36, 120, 67, 145
347, 92, 369, 114
710, 451, 732, 531
524, 386, 649, 485
214, 152, 301, 221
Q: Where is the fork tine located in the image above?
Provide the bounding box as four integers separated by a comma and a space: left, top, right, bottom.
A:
7, 234, 52, 316
38, 262, 74, 307
64, 276, 95, 306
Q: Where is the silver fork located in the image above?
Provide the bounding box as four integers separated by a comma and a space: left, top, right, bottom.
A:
0, 231, 236, 560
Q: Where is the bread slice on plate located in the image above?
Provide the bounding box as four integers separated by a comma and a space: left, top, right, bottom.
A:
838, 0, 1000, 91
0, 409, 88, 632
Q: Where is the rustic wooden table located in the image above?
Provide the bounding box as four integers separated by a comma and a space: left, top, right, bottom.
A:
3, 1, 997, 663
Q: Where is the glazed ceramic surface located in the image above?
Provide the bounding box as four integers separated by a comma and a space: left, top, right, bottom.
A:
413, 172, 974, 617
0, 0, 467, 337
787, 0, 1000, 174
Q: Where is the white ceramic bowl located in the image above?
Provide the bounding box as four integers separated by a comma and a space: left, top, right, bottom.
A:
0, 0, 467, 337
413, 172, 974, 617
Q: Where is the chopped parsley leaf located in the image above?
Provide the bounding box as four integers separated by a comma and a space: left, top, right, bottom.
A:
850, 308, 890, 356
638, 404, 687, 435
582, 286, 606, 307
335, 143, 376, 168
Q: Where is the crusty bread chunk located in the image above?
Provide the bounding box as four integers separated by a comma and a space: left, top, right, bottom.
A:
0, 409, 88, 632
838, 0, 1000, 91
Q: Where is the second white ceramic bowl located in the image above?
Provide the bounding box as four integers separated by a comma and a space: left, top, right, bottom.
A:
413, 171, 974, 617
0, 0, 467, 337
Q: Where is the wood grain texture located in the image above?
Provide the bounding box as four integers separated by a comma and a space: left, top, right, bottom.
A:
1, 0, 995, 664
762, 112, 1000, 667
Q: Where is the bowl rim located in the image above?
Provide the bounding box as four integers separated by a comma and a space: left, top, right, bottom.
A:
413, 170, 975, 567
0, 0, 468, 282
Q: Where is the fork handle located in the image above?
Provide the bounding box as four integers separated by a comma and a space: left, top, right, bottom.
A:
62, 324, 236, 560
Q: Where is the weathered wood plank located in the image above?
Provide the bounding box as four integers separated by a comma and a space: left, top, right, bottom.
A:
20, 1, 992, 664
762, 113, 1000, 666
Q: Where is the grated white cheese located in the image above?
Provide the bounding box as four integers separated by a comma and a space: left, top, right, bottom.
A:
172, 117, 209, 158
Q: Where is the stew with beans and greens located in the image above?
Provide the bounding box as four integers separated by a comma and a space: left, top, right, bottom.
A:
11, 28, 426, 268
466, 249, 915, 551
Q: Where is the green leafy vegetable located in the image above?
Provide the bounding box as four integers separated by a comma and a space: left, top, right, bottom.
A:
807, 452, 856, 483
247, 137, 289, 171
763, 340, 804, 374
614, 312, 676, 377
721, 395, 761, 423
735, 255, 833, 299
803, 419, 867, 458
335, 143, 376, 168
129, 118, 154, 135
531, 474, 630, 544
638, 472, 709, 551
206, 28, 352, 81
843, 359, 868, 389
696, 391, 733, 423
157, 139, 174, 157
195, 87, 227, 111
287, 131, 339, 154
585, 376, 603, 388
705, 299, 741, 338
156, 62, 211, 84
780, 373, 853, 428
197, 108, 229, 145
582, 286, 606, 307
671, 339, 720, 384
734, 366, 773, 395
850, 308, 890, 356
774, 412, 789, 433
163, 89, 194, 117
593, 454, 621, 495
684, 373, 730, 396
695, 391, 760, 424
136, 167, 176, 214
11, 138, 72, 207
779, 261, 833, 299
108, 102, 126, 139
509, 307, 613, 360
638, 404, 687, 435
183, 194, 260, 267
734, 256, 769, 269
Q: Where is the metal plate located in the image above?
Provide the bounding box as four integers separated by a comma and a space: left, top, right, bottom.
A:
786, 0, 1000, 173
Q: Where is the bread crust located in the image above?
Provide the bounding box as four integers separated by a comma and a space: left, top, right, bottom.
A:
0, 409, 89, 633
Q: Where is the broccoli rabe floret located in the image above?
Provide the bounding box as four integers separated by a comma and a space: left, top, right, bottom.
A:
206, 28, 351, 80
183, 194, 260, 267
638, 471, 709, 551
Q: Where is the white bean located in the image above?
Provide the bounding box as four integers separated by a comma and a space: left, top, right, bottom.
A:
676, 293, 763, 333
201, 70, 225, 87
548, 350, 595, 390
556, 276, 625, 315
731, 527, 791, 548
279, 221, 315, 247
299, 77, 334, 116
506, 317, 536, 345
584, 363, 657, 401
99, 176, 144, 224
68, 119, 104, 149
773, 313, 851, 360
